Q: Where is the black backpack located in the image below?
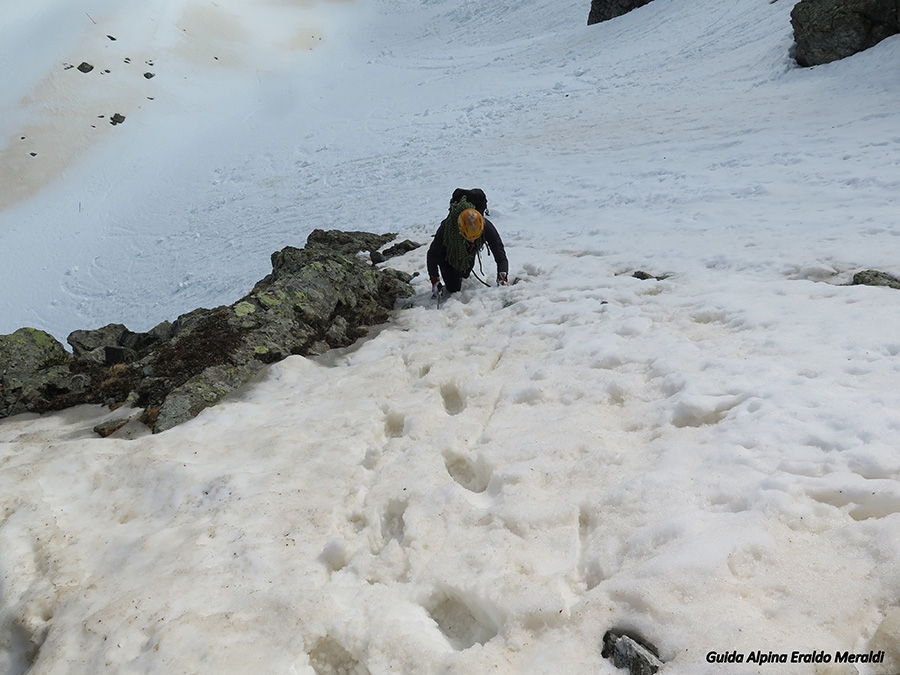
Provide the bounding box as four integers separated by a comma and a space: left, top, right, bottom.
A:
450, 188, 489, 216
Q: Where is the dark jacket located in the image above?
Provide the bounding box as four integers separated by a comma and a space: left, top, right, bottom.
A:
427, 216, 508, 282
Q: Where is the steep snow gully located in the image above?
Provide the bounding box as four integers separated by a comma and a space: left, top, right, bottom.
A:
2, 0, 900, 673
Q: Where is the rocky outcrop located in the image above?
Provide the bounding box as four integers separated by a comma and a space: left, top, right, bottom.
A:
0, 231, 419, 433
588, 0, 654, 25
791, 0, 900, 66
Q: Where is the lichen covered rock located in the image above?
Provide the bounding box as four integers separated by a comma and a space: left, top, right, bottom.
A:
0, 328, 73, 417
852, 269, 900, 289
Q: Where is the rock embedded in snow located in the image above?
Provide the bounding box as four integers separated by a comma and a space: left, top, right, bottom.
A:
588, 0, 654, 25
92, 417, 130, 438
631, 270, 669, 281
601, 629, 664, 675
791, 0, 900, 66
0, 231, 416, 432
384, 239, 423, 261
851, 269, 900, 290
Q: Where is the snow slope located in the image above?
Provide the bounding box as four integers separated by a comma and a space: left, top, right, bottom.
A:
2, 0, 900, 673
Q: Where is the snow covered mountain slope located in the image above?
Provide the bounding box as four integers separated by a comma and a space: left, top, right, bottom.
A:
2, 0, 900, 673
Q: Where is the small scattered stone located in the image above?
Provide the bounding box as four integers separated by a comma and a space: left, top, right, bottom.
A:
631, 270, 669, 281
107, 34, 117, 41
143, 72, 155, 79
124, 57, 131, 63
77, 62, 94, 73
110, 113, 126, 126
602, 629, 664, 675
29, 152, 37, 157
93, 418, 130, 438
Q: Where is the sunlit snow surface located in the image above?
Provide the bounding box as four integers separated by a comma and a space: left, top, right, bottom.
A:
2, 0, 900, 672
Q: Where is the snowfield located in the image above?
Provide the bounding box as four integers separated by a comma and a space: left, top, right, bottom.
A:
2, 0, 900, 673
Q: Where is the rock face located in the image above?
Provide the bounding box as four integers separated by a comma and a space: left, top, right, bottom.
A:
588, 0, 654, 25
0, 231, 418, 433
791, 0, 900, 66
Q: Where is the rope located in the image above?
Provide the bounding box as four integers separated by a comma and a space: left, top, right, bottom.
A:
472, 250, 490, 286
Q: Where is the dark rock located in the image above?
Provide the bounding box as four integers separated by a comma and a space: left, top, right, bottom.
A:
588, 0, 654, 25
382, 239, 423, 260
104, 345, 138, 365
77, 62, 94, 73
67, 322, 168, 367
68, 323, 128, 359
120, 321, 172, 352
602, 629, 664, 675
632, 270, 670, 281
110, 113, 126, 125
143, 72, 155, 79
791, 0, 900, 66
852, 269, 900, 289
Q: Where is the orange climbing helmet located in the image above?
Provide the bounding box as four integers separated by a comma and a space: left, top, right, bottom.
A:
457, 208, 484, 242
